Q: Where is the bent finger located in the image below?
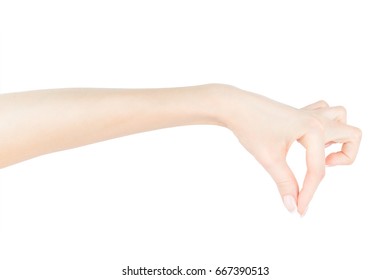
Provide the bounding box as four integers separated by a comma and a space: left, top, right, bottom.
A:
326, 125, 362, 166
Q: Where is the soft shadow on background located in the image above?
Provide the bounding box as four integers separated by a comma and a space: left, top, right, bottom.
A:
1, 1, 389, 279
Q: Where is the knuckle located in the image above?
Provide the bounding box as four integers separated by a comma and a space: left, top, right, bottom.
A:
345, 155, 355, 165
352, 127, 362, 141
275, 178, 295, 187
275, 177, 297, 194
317, 100, 329, 108
336, 106, 347, 117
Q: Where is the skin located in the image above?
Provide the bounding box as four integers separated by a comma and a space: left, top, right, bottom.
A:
0, 84, 361, 216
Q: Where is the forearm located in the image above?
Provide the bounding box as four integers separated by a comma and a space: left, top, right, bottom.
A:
0, 84, 231, 168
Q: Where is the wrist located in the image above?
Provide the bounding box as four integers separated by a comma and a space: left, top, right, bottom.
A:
202, 83, 243, 128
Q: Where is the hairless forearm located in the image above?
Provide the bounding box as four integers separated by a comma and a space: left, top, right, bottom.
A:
0, 84, 230, 168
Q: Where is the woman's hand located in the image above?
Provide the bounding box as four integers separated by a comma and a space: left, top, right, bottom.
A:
217, 85, 362, 216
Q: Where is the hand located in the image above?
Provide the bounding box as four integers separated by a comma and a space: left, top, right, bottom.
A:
219, 85, 362, 216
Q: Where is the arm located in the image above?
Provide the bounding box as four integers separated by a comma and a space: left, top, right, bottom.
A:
0, 84, 361, 215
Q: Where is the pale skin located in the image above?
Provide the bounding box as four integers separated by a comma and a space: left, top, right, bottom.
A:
0, 84, 361, 216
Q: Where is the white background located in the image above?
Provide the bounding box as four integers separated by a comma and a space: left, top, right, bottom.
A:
0, 0, 389, 279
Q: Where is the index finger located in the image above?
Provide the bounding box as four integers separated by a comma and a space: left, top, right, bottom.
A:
298, 132, 326, 216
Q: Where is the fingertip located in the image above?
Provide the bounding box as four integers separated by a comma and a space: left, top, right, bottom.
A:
325, 154, 337, 166
300, 206, 309, 217
297, 185, 315, 217
297, 198, 309, 217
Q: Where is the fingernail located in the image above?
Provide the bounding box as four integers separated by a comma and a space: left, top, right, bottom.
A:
300, 207, 309, 218
283, 195, 296, 213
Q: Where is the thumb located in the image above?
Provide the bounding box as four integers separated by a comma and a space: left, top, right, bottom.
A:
263, 158, 299, 213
